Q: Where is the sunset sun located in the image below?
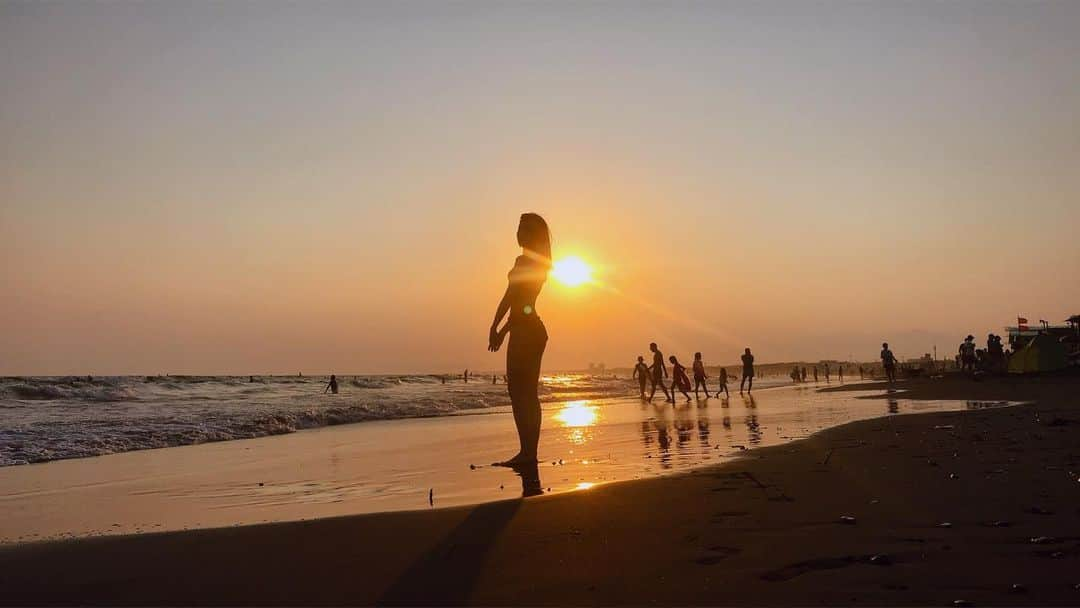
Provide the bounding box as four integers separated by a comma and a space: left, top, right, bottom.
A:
551, 256, 593, 287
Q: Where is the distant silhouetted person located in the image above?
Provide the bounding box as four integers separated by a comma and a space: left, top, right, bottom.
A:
632, 356, 649, 399
838, 365, 844, 382
801, 366, 807, 382
824, 362, 830, 382
670, 356, 692, 402
858, 366, 864, 379
881, 342, 897, 383
740, 348, 755, 393
464, 369, 469, 383
249, 375, 255, 383
813, 366, 818, 382
324, 374, 338, 394
959, 335, 976, 372
692, 352, 709, 398
492, 374, 497, 384
647, 342, 671, 403
716, 367, 730, 398
488, 213, 551, 466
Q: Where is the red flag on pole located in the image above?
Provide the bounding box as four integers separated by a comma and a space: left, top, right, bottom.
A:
1018, 316, 1028, 329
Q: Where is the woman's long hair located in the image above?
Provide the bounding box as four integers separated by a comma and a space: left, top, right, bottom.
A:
518, 213, 552, 269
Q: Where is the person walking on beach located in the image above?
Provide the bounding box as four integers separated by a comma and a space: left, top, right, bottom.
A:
647, 342, 671, 403
692, 352, 709, 398
838, 365, 844, 382
488, 213, 551, 466
715, 367, 730, 398
632, 356, 650, 399
324, 374, 339, 394
670, 355, 692, 402
880, 342, 897, 383
740, 348, 755, 393
824, 362, 830, 382
813, 366, 818, 382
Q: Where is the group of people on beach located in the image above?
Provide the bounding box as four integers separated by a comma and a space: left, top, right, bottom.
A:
632, 343, 756, 403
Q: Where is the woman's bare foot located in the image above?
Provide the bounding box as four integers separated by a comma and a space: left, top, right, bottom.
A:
492, 452, 538, 467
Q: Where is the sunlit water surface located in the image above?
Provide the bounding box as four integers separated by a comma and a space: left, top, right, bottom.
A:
0, 383, 1015, 543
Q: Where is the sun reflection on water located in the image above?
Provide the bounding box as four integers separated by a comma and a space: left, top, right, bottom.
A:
554, 400, 599, 445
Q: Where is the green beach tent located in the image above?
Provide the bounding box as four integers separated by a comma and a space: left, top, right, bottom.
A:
1007, 334, 1067, 374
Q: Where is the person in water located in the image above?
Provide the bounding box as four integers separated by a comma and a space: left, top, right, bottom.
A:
647, 342, 671, 403
324, 374, 338, 394
715, 366, 730, 398
670, 355, 692, 402
740, 348, 755, 393
691, 352, 709, 399
632, 356, 650, 399
488, 213, 551, 466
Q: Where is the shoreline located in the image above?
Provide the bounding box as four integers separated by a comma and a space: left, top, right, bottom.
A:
2, 374, 1078, 605
0, 381, 984, 543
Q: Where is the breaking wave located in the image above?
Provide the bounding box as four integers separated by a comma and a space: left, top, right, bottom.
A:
0, 374, 635, 466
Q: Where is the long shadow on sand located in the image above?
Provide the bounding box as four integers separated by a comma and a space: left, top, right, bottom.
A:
379, 463, 538, 605
378, 500, 521, 605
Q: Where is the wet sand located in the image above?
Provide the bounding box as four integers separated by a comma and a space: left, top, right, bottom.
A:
2, 374, 1078, 605
0, 383, 989, 542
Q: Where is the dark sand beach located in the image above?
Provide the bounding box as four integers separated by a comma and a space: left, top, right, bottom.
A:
2, 374, 1077, 606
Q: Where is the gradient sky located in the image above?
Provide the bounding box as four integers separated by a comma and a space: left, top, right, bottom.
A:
2, 1, 1078, 375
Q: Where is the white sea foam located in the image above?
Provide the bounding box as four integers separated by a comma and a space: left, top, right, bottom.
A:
0, 374, 649, 466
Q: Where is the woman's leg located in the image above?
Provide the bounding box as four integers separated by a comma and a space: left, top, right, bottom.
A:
503, 330, 545, 463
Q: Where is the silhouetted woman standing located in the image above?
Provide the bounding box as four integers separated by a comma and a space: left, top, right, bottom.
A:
488, 213, 551, 465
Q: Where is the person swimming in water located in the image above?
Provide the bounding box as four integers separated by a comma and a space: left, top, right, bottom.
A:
488, 213, 551, 466
670, 355, 692, 402
647, 342, 672, 403
691, 352, 709, 399
324, 374, 338, 394
632, 356, 650, 399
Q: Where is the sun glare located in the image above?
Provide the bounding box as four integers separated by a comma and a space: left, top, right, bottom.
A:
554, 400, 599, 427
551, 256, 593, 287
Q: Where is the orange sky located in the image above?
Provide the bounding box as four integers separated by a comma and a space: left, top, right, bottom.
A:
2, 2, 1078, 374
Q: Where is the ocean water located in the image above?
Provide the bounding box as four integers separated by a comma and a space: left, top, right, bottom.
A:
2, 373, 744, 466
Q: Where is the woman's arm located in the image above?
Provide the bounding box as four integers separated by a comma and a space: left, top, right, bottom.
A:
488, 284, 512, 352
